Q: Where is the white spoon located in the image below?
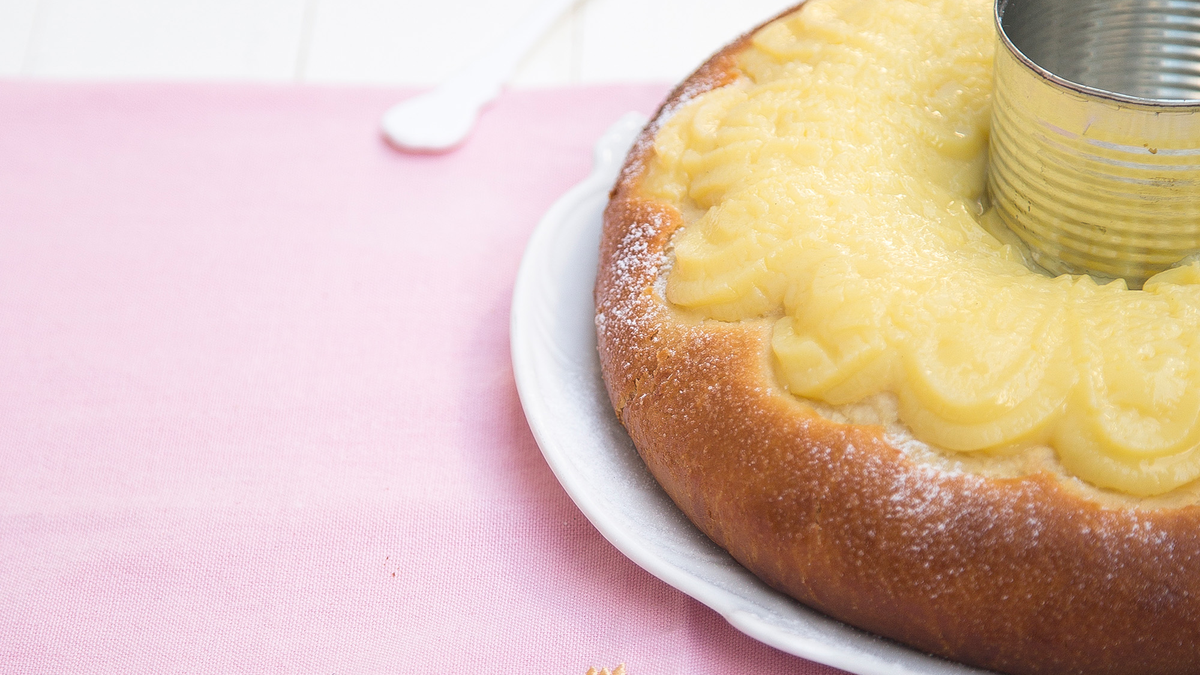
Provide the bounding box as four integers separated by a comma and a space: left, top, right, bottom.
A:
382, 0, 579, 153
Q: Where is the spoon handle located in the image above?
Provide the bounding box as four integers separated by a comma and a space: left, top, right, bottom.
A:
441, 0, 579, 105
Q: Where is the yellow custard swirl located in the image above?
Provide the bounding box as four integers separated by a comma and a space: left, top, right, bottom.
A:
642, 0, 1200, 497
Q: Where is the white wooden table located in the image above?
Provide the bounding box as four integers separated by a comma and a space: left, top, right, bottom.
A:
0, 0, 798, 87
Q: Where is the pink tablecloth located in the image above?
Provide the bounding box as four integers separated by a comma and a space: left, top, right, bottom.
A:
0, 82, 843, 674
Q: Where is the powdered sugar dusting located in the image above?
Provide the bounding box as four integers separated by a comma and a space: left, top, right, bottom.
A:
596, 210, 670, 344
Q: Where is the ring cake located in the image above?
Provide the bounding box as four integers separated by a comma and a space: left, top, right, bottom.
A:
594, 1, 1200, 673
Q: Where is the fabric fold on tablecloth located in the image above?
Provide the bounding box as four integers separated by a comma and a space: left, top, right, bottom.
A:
0, 81, 842, 675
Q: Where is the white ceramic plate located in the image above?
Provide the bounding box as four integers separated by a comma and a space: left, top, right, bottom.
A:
510, 114, 991, 675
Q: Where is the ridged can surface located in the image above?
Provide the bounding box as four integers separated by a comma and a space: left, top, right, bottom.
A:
988, 0, 1200, 287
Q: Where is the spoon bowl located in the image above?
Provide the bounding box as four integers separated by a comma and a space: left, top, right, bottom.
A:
381, 0, 578, 153
381, 88, 484, 153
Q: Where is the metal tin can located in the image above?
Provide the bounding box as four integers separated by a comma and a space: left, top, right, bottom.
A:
988, 0, 1200, 288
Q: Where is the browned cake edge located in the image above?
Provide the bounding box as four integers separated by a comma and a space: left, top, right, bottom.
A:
593, 6, 1200, 675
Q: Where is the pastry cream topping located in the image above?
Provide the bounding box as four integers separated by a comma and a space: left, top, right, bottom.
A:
643, 0, 1200, 497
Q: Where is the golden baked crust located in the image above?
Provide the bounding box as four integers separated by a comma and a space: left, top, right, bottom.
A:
594, 6, 1200, 674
